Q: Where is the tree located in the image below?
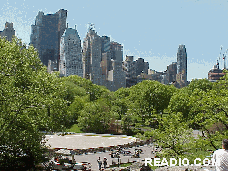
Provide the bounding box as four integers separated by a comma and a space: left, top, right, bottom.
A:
187, 78, 213, 92
77, 98, 113, 133
126, 80, 176, 126
159, 78, 228, 159
0, 38, 69, 169
145, 113, 195, 159
189, 88, 228, 150
167, 87, 191, 120
67, 96, 87, 126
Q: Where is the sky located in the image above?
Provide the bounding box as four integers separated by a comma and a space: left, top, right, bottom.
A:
1, 0, 228, 81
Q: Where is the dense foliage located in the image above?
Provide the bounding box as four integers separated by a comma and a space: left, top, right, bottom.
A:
1, 37, 227, 168
144, 78, 228, 162
0, 38, 71, 169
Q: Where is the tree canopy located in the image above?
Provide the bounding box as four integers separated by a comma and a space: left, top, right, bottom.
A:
0, 38, 70, 169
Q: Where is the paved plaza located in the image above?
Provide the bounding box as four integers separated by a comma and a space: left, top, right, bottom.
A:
72, 144, 155, 170
45, 133, 154, 170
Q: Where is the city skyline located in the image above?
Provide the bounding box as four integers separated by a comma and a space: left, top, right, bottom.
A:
1, 0, 228, 81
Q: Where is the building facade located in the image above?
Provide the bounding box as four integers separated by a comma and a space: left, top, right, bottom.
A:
208, 64, 226, 82
108, 42, 126, 90
59, 26, 83, 77
30, 9, 67, 68
83, 28, 102, 85
167, 62, 177, 83
123, 55, 137, 87
0, 22, 15, 41
176, 44, 187, 87
47, 60, 58, 73
135, 57, 149, 76
82, 26, 125, 91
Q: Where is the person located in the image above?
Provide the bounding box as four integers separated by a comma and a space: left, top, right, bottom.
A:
212, 139, 228, 171
136, 150, 140, 158
88, 163, 92, 170
97, 157, 102, 170
103, 157, 108, 169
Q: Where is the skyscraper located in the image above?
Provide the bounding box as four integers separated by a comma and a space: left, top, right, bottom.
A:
82, 25, 125, 91
59, 26, 83, 77
123, 55, 137, 87
176, 44, 187, 87
30, 9, 67, 68
135, 57, 149, 76
167, 62, 177, 83
0, 22, 15, 41
83, 26, 102, 85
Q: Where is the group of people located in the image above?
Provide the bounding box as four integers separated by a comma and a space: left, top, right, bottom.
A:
97, 157, 108, 170
95, 139, 228, 170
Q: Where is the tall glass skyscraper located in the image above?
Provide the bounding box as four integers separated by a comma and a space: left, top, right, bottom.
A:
30, 9, 67, 68
59, 27, 83, 77
176, 44, 187, 87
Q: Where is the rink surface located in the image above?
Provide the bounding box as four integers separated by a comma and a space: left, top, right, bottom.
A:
44, 133, 137, 149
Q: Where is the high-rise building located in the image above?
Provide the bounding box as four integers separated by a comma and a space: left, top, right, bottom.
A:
100, 36, 112, 77
83, 27, 102, 85
123, 55, 137, 87
110, 41, 123, 62
176, 44, 187, 87
135, 57, 149, 76
47, 60, 58, 73
30, 9, 67, 68
108, 42, 126, 90
0, 22, 15, 41
59, 26, 83, 77
167, 62, 177, 83
82, 25, 125, 91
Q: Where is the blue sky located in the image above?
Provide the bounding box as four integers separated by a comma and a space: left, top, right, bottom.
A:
1, 0, 228, 81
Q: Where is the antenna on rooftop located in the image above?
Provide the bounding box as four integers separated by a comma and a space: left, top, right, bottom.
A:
223, 49, 228, 69
217, 45, 223, 69
87, 23, 95, 31
219, 45, 223, 60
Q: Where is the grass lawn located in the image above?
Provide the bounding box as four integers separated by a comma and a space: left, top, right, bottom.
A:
110, 162, 132, 168
66, 124, 84, 133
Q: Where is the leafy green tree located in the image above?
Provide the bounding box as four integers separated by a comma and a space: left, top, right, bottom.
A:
187, 78, 213, 92
67, 96, 87, 126
126, 80, 176, 126
188, 88, 228, 149
167, 87, 192, 121
163, 77, 228, 156
145, 113, 195, 158
0, 38, 69, 169
77, 98, 113, 133
121, 114, 137, 135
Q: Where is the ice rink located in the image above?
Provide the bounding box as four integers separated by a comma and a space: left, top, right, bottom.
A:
44, 133, 137, 149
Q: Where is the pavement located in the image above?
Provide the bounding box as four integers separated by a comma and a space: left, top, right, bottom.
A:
65, 145, 216, 171
72, 144, 156, 171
